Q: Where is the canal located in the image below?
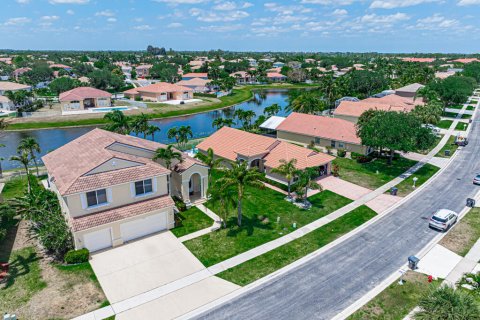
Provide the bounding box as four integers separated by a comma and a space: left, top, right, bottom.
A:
0, 89, 293, 170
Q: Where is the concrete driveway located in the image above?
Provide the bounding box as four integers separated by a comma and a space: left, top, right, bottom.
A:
90, 232, 205, 303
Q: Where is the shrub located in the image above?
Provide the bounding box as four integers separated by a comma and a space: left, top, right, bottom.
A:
64, 248, 90, 264
134, 96, 142, 102
326, 146, 333, 155
173, 196, 187, 212
356, 155, 373, 163
194, 92, 217, 98
332, 164, 340, 177
351, 152, 362, 160
337, 148, 346, 158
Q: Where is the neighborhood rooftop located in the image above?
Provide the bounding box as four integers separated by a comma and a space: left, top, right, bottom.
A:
59, 87, 112, 101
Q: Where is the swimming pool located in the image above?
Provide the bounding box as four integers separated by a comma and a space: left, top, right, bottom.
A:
92, 107, 130, 112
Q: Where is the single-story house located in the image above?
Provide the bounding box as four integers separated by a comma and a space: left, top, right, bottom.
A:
124, 82, 193, 102
451, 58, 480, 64
42, 128, 208, 252
230, 71, 256, 84
12, 67, 31, 80
0, 95, 14, 111
401, 57, 436, 63
0, 81, 32, 95
267, 72, 287, 82
273, 62, 285, 68
334, 94, 423, 123
136, 64, 153, 78
175, 78, 211, 93
395, 83, 425, 98
197, 126, 335, 184
275, 113, 370, 155
59, 87, 112, 111
49, 63, 72, 71
182, 73, 208, 81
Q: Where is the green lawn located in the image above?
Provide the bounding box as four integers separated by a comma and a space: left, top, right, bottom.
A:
435, 135, 459, 158
448, 104, 463, 109
437, 119, 453, 129
217, 205, 376, 286
0, 247, 47, 312
333, 157, 418, 190
183, 188, 353, 267
171, 206, 213, 238
456, 122, 468, 131
467, 105, 476, 111
394, 164, 440, 197
440, 207, 480, 257
348, 271, 441, 320
443, 111, 459, 118
1, 176, 29, 200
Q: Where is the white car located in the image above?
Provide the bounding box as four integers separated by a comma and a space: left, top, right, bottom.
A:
429, 209, 458, 231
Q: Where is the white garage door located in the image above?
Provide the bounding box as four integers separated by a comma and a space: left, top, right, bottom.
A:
120, 212, 167, 242
83, 228, 113, 252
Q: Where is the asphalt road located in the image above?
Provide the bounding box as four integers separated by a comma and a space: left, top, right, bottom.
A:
193, 118, 480, 320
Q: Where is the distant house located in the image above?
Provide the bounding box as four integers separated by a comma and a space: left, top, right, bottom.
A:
181, 73, 208, 81
49, 63, 72, 71
0, 57, 12, 65
266, 72, 287, 82
175, 78, 211, 93
273, 62, 285, 68
451, 58, 480, 64
395, 83, 425, 98
287, 61, 302, 69
0, 81, 32, 95
59, 87, 112, 111
124, 82, 193, 102
401, 57, 436, 63
136, 64, 153, 78
0, 95, 14, 111
275, 113, 370, 155
435, 71, 456, 79
197, 126, 335, 184
12, 67, 31, 80
230, 71, 256, 84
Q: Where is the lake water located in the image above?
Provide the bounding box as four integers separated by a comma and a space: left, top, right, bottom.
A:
0, 89, 292, 170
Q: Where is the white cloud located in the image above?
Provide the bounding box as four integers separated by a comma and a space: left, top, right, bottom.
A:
300, 0, 355, 4
49, 0, 89, 4
153, 0, 209, 4
264, 2, 312, 14
15, 0, 30, 4
413, 13, 460, 30
107, 17, 117, 22
370, 0, 440, 9
95, 10, 115, 17
360, 12, 410, 24
190, 8, 249, 22
213, 1, 253, 10
167, 22, 183, 28
332, 9, 348, 15
41, 15, 60, 21
458, 0, 480, 5
133, 24, 153, 30
199, 24, 243, 32
66, 9, 75, 15
4, 17, 31, 26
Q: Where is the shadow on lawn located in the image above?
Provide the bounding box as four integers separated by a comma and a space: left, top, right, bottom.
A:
3, 249, 40, 289
225, 214, 273, 238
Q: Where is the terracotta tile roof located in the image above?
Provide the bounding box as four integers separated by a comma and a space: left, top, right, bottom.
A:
71, 195, 175, 232
363, 94, 424, 107
12, 67, 31, 76
174, 156, 207, 173
196, 127, 334, 170
267, 72, 286, 78
59, 87, 111, 102
0, 81, 31, 91
49, 63, 71, 69
42, 129, 171, 195
277, 113, 361, 145
395, 83, 425, 94
182, 73, 208, 78
451, 58, 480, 64
125, 82, 193, 95
176, 78, 211, 87
136, 64, 153, 70
401, 57, 435, 63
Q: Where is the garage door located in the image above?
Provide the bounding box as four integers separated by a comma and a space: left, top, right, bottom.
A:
83, 228, 113, 252
120, 212, 167, 242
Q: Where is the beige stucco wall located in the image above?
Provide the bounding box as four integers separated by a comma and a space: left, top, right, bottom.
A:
333, 114, 359, 123
73, 206, 175, 250
175, 164, 209, 203
86, 158, 141, 175
65, 174, 169, 218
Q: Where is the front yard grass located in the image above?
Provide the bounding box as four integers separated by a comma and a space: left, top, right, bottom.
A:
348, 271, 441, 320
456, 122, 468, 131
183, 188, 353, 267
440, 207, 480, 257
1, 176, 29, 200
171, 206, 213, 238
394, 164, 439, 197
467, 105, 476, 110
333, 157, 418, 190
435, 135, 459, 158
0, 247, 47, 311
217, 205, 376, 286
437, 119, 453, 129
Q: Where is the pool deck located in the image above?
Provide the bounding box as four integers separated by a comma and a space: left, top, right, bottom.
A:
62, 106, 138, 115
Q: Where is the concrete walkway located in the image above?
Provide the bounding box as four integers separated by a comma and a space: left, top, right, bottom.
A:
262, 181, 288, 195
178, 204, 222, 242
444, 238, 480, 285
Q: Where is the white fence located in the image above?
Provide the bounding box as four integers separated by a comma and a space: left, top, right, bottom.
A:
22, 111, 61, 118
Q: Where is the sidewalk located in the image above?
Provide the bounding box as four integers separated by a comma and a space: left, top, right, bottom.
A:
178, 204, 222, 242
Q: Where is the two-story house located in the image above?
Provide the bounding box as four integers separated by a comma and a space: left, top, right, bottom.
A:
42, 129, 208, 252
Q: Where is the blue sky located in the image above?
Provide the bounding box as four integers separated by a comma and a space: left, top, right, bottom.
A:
1, 0, 480, 53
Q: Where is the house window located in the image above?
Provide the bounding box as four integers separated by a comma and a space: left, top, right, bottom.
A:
315, 137, 320, 144
331, 140, 336, 148
338, 142, 345, 148
86, 189, 107, 207
135, 179, 153, 196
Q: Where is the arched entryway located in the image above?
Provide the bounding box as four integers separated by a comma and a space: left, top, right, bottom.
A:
189, 173, 202, 202
250, 159, 261, 170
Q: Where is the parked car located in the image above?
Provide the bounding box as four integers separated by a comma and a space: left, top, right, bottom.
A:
429, 209, 458, 231
473, 174, 480, 185
455, 134, 468, 146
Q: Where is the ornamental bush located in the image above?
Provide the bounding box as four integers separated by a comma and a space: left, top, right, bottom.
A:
64, 248, 90, 264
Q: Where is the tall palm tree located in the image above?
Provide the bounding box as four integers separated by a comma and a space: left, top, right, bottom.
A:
295, 168, 322, 205
167, 127, 180, 146
145, 125, 161, 141
178, 125, 193, 150
208, 181, 237, 228
153, 145, 183, 170
212, 118, 226, 130
263, 103, 282, 117
287, 92, 327, 115
243, 110, 256, 129
18, 137, 41, 176
271, 158, 298, 198
10, 150, 31, 193
104, 110, 131, 134
414, 285, 479, 320
130, 113, 149, 138
194, 147, 222, 181
218, 161, 264, 226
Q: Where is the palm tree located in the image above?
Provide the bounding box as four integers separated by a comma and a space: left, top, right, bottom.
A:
130, 113, 149, 138
271, 159, 298, 198
212, 118, 225, 130
104, 110, 131, 134
167, 127, 180, 147
287, 92, 327, 114
208, 181, 237, 228
218, 161, 264, 226
178, 125, 193, 150
153, 145, 183, 170
295, 168, 322, 206
243, 110, 256, 129
10, 150, 31, 193
194, 147, 222, 181
145, 125, 161, 141
414, 285, 479, 320
263, 103, 282, 117
18, 137, 41, 176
